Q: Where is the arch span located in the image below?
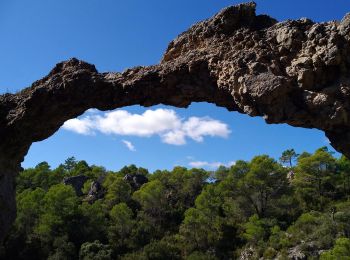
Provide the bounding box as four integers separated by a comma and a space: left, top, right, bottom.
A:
1, 2, 350, 241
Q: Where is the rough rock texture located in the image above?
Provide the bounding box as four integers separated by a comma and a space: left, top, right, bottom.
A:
123, 174, 149, 189
0, 2, 350, 242
84, 180, 105, 204
63, 175, 88, 196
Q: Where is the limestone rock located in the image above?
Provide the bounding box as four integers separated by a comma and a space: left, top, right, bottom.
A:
123, 174, 148, 189
84, 180, 105, 204
63, 175, 88, 196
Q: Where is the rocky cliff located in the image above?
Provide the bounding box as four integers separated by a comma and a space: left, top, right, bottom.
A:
1, 2, 350, 242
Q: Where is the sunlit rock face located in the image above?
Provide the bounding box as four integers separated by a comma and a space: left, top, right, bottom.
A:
1, 2, 350, 242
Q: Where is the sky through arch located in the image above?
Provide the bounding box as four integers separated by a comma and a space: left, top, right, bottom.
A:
1, 0, 348, 170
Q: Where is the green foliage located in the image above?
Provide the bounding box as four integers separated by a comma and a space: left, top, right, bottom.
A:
186, 251, 218, 260
179, 207, 222, 254
79, 240, 112, 260
338, 155, 350, 198
122, 236, 181, 260
103, 176, 132, 208
47, 236, 76, 260
4, 148, 350, 259
35, 184, 80, 239
108, 203, 134, 252
242, 214, 265, 244
293, 148, 338, 210
235, 155, 289, 218
133, 180, 166, 218
79, 201, 108, 241
280, 149, 299, 167
229, 160, 250, 179
16, 188, 45, 233
320, 238, 350, 259
286, 211, 337, 256
119, 164, 139, 176
17, 162, 60, 192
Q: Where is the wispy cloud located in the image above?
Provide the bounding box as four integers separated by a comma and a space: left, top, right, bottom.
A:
188, 160, 235, 169
62, 108, 230, 145
122, 140, 136, 151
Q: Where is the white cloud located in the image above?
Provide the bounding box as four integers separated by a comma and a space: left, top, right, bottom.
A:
96, 109, 181, 137
182, 117, 230, 142
62, 117, 95, 135
63, 108, 230, 145
161, 130, 186, 145
189, 160, 235, 169
122, 140, 136, 151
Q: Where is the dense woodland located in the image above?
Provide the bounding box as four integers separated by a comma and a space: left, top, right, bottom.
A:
1, 147, 350, 259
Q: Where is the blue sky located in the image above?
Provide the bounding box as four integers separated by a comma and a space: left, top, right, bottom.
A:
1, 0, 349, 171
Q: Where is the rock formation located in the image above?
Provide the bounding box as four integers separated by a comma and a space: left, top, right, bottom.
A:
123, 174, 149, 189
63, 175, 88, 196
85, 180, 105, 204
0, 2, 350, 242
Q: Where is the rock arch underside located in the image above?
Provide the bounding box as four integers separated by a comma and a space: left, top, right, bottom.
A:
1, 2, 350, 241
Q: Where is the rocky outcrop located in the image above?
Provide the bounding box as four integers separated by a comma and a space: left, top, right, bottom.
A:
63, 175, 88, 196
84, 180, 105, 204
123, 174, 148, 189
0, 2, 350, 242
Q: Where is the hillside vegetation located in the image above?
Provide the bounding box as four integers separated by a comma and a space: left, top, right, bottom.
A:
1, 147, 350, 259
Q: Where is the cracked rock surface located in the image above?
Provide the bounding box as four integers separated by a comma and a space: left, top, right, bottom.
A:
1, 2, 350, 242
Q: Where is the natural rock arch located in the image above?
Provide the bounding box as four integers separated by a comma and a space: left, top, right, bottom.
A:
1, 2, 350, 242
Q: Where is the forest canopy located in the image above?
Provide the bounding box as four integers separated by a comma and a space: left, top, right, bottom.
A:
1, 147, 350, 259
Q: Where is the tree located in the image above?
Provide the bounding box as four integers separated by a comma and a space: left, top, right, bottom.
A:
103, 176, 132, 208
236, 155, 289, 218
71, 160, 91, 177
242, 214, 266, 245
149, 166, 208, 228
122, 236, 181, 260
286, 211, 337, 256
279, 149, 299, 168
4, 150, 350, 259
79, 240, 112, 260
320, 238, 350, 259
133, 180, 166, 222
293, 148, 337, 210
17, 162, 61, 192
186, 251, 218, 260
214, 166, 230, 181
178, 184, 240, 258
108, 203, 134, 253
4, 188, 47, 260
229, 160, 250, 180
63, 157, 77, 172
119, 164, 138, 176
338, 155, 350, 199
79, 201, 108, 242
15, 188, 45, 235
35, 184, 80, 245
47, 236, 76, 260
179, 207, 223, 256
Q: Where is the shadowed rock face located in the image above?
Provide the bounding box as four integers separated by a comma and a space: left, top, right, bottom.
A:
0, 2, 350, 242
63, 175, 88, 196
